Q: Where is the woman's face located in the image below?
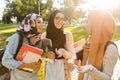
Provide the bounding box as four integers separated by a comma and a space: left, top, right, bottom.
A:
54, 12, 64, 29
35, 17, 43, 33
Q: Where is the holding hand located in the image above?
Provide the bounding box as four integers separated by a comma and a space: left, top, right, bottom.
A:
55, 48, 72, 59
46, 51, 55, 59
77, 65, 93, 73
45, 51, 55, 63
74, 59, 81, 68
18, 59, 42, 72
55, 48, 66, 57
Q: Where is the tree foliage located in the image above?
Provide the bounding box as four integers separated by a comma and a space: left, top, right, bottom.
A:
3, 0, 85, 24
2, 0, 53, 23
63, 0, 84, 24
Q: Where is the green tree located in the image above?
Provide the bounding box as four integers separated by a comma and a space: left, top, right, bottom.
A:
2, 0, 53, 23
63, 0, 84, 24
40, 0, 53, 20
2, 0, 13, 23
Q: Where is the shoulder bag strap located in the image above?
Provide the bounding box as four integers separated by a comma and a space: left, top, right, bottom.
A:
13, 32, 23, 59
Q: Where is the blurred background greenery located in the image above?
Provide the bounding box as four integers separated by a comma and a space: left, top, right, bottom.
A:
0, 0, 120, 25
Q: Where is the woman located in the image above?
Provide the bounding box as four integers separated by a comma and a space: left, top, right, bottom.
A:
77, 9, 119, 80
2, 13, 43, 80
42, 10, 74, 80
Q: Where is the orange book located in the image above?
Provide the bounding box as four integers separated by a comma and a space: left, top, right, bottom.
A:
16, 44, 43, 63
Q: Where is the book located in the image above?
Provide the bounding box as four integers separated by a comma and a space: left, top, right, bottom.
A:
74, 39, 86, 60
16, 44, 43, 63
74, 39, 86, 53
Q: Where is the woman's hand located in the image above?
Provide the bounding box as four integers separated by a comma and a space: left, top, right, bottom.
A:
55, 48, 72, 59
74, 59, 81, 68
77, 65, 94, 73
55, 48, 64, 57
18, 60, 42, 72
46, 51, 55, 59
73, 60, 94, 73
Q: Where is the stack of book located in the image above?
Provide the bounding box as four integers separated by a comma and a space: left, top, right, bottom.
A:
16, 44, 43, 72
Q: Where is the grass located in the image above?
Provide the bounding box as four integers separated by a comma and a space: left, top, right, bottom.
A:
64, 25, 88, 42
114, 26, 120, 40
0, 24, 17, 48
0, 24, 120, 48
0, 24, 120, 80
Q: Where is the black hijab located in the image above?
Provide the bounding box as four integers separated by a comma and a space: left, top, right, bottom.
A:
46, 10, 66, 57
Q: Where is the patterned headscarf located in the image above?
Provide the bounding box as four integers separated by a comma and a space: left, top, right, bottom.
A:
17, 13, 42, 38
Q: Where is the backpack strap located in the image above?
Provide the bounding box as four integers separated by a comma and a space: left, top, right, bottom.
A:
104, 41, 120, 60
104, 41, 117, 53
13, 32, 23, 59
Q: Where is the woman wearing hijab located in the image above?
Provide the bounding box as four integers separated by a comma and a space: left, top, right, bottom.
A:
77, 9, 119, 80
2, 13, 43, 80
41, 10, 74, 80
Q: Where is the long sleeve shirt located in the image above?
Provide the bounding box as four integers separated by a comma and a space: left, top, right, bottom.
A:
84, 44, 118, 80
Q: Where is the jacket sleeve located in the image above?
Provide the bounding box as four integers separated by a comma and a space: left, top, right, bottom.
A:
90, 44, 118, 80
111, 58, 120, 80
2, 33, 23, 70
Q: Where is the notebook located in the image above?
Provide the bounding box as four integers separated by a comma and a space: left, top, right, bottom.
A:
16, 44, 43, 63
